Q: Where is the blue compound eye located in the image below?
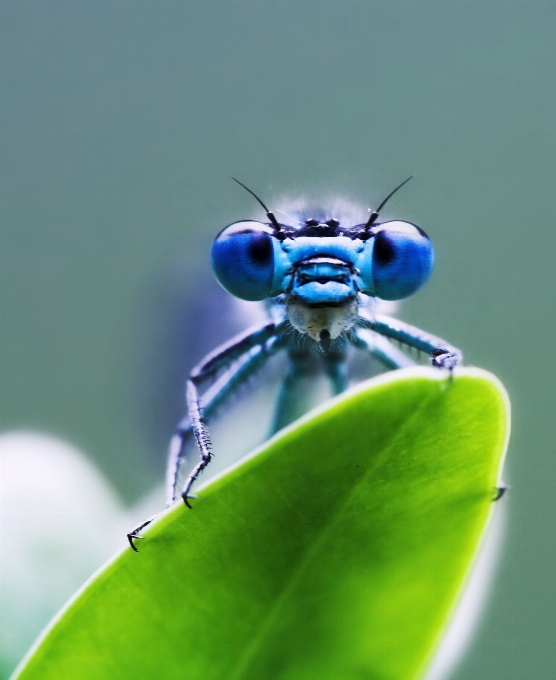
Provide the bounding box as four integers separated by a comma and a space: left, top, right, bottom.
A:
211, 221, 275, 301
371, 221, 434, 300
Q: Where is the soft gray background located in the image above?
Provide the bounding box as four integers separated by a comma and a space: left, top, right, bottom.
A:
2, 1, 555, 678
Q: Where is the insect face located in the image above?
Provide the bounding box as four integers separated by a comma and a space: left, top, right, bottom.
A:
211, 217, 434, 318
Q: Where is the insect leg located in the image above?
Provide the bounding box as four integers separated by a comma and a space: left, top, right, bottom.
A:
127, 324, 284, 551
165, 365, 259, 510
349, 329, 416, 370
323, 341, 349, 396
493, 482, 509, 501
128, 418, 192, 549
165, 369, 248, 513
165, 419, 194, 508
270, 348, 317, 434
271, 339, 350, 434
165, 321, 281, 505
359, 313, 462, 370
182, 323, 285, 507
169, 335, 284, 504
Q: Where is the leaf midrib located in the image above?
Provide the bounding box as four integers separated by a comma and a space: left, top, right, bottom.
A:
227, 381, 446, 680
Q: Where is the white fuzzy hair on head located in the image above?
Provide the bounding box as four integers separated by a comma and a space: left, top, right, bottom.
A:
271, 196, 369, 230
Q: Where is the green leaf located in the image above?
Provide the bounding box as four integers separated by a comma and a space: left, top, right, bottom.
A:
13, 367, 509, 680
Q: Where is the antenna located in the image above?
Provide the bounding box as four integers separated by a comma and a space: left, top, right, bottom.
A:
364, 176, 413, 230
231, 177, 281, 231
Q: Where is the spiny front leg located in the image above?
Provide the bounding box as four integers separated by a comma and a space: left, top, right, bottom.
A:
181, 377, 212, 508
128, 323, 284, 549
360, 314, 462, 372
349, 329, 416, 371
165, 422, 194, 507
178, 322, 284, 508
126, 422, 193, 551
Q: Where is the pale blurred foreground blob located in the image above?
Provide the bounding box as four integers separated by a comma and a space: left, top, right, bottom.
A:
0, 432, 162, 676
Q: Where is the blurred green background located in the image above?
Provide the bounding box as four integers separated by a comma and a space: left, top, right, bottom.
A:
1, 1, 554, 678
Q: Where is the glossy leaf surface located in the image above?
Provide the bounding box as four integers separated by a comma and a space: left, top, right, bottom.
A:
13, 367, 509, 680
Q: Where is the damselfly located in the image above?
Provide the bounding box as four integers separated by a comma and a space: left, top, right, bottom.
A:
128, 177, 464, 550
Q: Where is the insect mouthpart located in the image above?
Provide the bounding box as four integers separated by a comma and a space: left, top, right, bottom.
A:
286, 257, 359, 341
286, 296, 359, 342
290, 257, 357, 306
